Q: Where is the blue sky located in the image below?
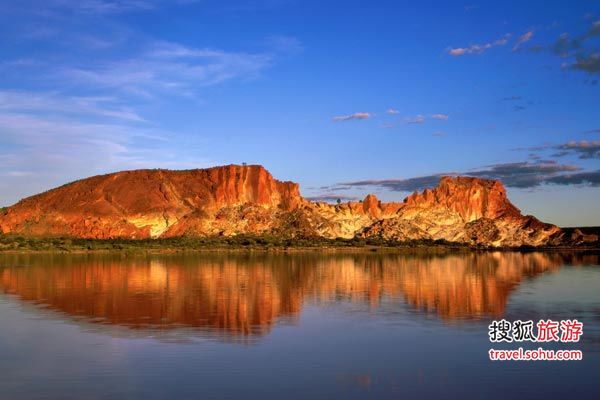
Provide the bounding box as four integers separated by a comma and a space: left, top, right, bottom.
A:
0, 0, 599, 226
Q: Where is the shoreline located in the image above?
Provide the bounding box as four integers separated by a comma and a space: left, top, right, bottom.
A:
0, 244, 598, 255
1, 233, 598, 255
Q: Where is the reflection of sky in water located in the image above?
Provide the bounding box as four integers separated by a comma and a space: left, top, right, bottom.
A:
510, 266, 600, 305
0, 252, 599, 400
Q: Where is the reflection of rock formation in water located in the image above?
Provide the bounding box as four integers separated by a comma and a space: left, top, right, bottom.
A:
0, 256, 303, 336
0, 253, 596, 336
392, 252, 558, 319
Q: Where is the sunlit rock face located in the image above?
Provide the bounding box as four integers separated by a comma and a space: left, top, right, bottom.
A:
1, 252, 595, 337
357, 176, 562, 247
403, 176, 519, 222
0, 165, 579, 247
0, 165, 302, 239
297, 175, 563, 246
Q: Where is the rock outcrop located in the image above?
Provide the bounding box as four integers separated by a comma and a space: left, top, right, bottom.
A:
0, 164, 582, 247
354, 176, 562, 247
0, 165, 301, 239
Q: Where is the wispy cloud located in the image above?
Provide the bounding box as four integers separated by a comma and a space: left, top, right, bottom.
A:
60, 41, 273, 98
508, 20, 599, 59
339, 174, 445, 192
501, 96, 523, 101
545, 170, 600, 186
555, 140, 600, 159
331, 160, 593, 192
584, 20, 600, 40
543, 20, 600, 75
571, 53, 600, 74
332, 112, 371, 122
0, 88, 170, 195
0, 91, 145, 122
66, 0, 159, 14
305, 194, 358, 203
552, 33, 581, 58
406, 115, 425, 124
386, 108, 399, 115
448, 34, 510, 56
12, 0, 169, 16
466, 161, 581, 188
515, 140, 600, 160
431, 113, 449, 120
513, 30, 534, 51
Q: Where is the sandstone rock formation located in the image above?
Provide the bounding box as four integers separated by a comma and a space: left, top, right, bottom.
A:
0, 164, 585, 247
0, 165, 300, 239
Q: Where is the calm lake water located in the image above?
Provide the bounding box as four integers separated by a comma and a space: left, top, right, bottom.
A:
1, 251, 599, 399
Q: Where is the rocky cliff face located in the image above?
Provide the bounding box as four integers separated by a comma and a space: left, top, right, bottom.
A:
354, 177, 562, 247
0, 164, 582, 247
299, 176, 564, 247
0, 165, 301, 239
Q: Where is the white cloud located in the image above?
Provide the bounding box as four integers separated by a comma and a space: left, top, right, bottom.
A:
0, 91, 145, 122
431, 113, 449, 120
513, 30, 534, 51
387, 108, 399, 114
407, 114, 425, 124
332, 112, 371, 122
448, 34, 511, 56
19, 0, 161, 15
60, 41, 273, 98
